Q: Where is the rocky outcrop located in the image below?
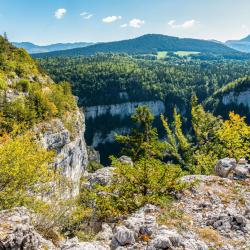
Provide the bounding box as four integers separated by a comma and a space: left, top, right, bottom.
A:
1, 174, 250, 250
0, 207, 56, 250
34, 110, 88, 196
85, 101, 165, 120
215, 158, 250, 179
222, 90, 250, 110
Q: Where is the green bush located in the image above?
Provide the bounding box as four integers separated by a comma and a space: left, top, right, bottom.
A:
87, 161, 103, 173
15, 79, 30, 92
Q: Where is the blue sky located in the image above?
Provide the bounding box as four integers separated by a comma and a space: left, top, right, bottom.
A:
0, 0, 249, 44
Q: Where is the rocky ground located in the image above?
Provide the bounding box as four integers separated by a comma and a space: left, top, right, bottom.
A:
0, 158, 249, 250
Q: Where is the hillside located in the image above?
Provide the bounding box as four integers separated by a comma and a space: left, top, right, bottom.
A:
33, 34, 242, 58
226, 35, 250, 53
13, 41, 93, 54
0, 36, 89, 195
205, 77, 250, 122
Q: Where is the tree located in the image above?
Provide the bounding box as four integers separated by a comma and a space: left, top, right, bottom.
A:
216, 112, 250, 160
161, 108, 192, 169
83, 106, 185, 219
0, 133, 55, 210
95, 157, 185, 217
116, 105, 166, 161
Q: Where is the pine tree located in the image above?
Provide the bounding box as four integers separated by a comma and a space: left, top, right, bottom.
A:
116, 105, 166, 160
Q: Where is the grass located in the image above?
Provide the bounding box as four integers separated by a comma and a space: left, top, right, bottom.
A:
157, 51, 200, 59
157, 51, 168, 59
175, 51, 200, 57
197, 227, 222, 247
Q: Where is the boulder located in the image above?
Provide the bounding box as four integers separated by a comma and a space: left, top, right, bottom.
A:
112, 226, 135, 246
87, 167, 115, 186
214, 158, 237, 178
118, 156, 133, 166
0, 207, 56, 250
61, 238, 109, 250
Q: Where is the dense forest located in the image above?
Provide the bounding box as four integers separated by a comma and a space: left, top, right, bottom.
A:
38, 54, 250, 109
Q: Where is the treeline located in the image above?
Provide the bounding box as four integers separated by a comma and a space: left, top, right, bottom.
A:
38, 54, 250, 108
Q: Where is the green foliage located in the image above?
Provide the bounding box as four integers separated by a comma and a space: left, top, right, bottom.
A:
87, 161, 103, 173
0, 36, 40, 79
79, 107, 186, 220
162, 98, 250, 174
0, 78, 7, 91
38, 54, 250, 108
102, 157, 184, 217
215, 112, 250, 160
0, 81, 77, 135
0, 133, 55, 210
15, 79, 30, 92
116, 106, 166, 161
161, 109, 192, 169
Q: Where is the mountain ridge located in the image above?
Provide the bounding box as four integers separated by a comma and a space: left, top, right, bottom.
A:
13, 41, 94, 54
225, 35, 250, 53
32, 34, 241, 58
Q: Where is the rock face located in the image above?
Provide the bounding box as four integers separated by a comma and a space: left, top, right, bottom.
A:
215, 158, 250, 179
214, 158, 237, 178
35, 110, 88, 196
0, 207, 56, 250
85, 101, 165, 120
222, 90, 250, 110
1, 175, 250, 250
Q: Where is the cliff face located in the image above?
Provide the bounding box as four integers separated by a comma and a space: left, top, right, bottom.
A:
222, 90, 250, 109
35, 110, 88, 196
85, 100, 165, 120
0, 37, 89, 196
85, 100, 165, 147
85, 100, 165, 164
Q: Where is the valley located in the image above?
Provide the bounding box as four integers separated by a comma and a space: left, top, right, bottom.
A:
1, 4, 250, 247
37, 51, 250, 164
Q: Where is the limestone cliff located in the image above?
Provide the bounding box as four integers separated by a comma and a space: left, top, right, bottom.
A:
34, 110, 88, 196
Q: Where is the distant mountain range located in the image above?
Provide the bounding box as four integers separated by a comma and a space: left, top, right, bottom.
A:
13, 42, 94, 54
32, 34, 241, 58
226, 35, 250, 53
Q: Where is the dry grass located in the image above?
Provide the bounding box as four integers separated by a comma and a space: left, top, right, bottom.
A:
158, 206, 193, 232
197, 227, 222, 247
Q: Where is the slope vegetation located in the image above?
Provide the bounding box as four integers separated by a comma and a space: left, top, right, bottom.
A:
33, 34, 242, 58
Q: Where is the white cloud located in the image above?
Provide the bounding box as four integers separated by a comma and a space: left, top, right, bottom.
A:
54, 8, 67, 19
80, 12, 93, 20
120, 23, 128, 28
129, 18, 145, 28
102, 16, 122, 23
168, 19, 198, 29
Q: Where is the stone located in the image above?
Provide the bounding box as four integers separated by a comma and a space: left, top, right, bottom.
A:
113, 226, 135, 246
35, 111, 89, 196
214, 158, 237, 178
182, 239, 209, 250
118, 156, 133, 166
234, 165, 249, 179
150, 235, 173, 249
87, 167, 115, 186
87, 146, 101, 163
0, 207, 56, 250
96, 223, 113, 242
61, 239, 110, 250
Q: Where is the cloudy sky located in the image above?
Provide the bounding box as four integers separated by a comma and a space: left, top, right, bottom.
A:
0, 0, 249, 44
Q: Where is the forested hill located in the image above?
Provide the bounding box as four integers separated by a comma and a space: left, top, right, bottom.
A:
226, 35, 250, 53
13, 41, 93, 54
205, 77, 250, 122
33, 34, 242, 58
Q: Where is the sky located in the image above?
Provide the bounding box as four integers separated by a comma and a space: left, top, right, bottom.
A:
0, 0, 249, 45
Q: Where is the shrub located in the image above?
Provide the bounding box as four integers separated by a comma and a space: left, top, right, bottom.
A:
0, 133, 55, 210
15, 79, 30, 92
